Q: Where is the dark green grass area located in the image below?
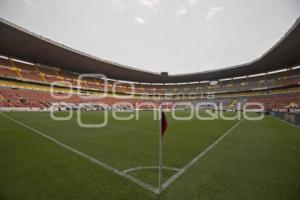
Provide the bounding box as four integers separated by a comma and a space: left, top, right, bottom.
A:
0, 111, 299, 200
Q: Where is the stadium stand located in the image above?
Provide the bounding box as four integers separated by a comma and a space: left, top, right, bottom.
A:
0, 18, 299, 112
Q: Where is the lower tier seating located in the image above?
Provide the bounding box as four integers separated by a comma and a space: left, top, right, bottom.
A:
0, 87, 299, 111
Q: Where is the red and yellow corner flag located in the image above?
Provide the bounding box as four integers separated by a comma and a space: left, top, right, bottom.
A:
161, 111, 168, 136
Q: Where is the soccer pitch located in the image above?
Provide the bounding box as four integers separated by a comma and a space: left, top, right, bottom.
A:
0, 111, 300, 200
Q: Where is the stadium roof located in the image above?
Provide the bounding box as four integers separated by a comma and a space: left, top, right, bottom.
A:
0, 18, 300, 83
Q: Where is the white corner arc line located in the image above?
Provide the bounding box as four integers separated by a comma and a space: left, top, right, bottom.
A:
0, 113, 159, 194
123, 166, 181, 174
160, 119, 244, 193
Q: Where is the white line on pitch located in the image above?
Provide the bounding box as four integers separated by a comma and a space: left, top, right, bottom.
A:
271, 115, 300, 129
123, 166, 181, 174
159, 119, 244, 193
0, 113, 159, 194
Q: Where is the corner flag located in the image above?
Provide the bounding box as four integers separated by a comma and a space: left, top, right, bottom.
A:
161, 111, 168, 136
158, 109, 168, 192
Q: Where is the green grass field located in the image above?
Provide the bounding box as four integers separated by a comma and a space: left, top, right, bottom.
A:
0, 111, 300, 200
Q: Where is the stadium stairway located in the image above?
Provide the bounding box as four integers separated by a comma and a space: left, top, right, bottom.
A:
9, 59, 23, 79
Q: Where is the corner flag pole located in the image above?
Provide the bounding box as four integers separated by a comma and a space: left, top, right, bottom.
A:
158, 107, 163, 192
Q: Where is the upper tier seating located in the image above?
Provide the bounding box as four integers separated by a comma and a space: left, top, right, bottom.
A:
0, 57, 299, 96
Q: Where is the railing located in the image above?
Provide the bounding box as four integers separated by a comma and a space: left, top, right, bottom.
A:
271, 111, 300, 127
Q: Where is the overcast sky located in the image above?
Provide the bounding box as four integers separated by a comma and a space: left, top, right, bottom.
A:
0, 0, 299, 75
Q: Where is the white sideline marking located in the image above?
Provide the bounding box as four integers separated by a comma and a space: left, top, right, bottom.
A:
123, 166, 180, 174
159, 119, 244, 193
271, 115, 300, 129
0, 113, 159, 194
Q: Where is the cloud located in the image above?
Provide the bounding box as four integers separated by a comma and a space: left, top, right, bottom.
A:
23, 0, 35, 8
211, 6, 222, 11
177, 7, 187, 16
111, 0, 124, 11
133, 17, 147, 25
138, 0, 159, 8
205, 11, 215, 21
188, 0, 200, 6
205, 6, 222, 21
